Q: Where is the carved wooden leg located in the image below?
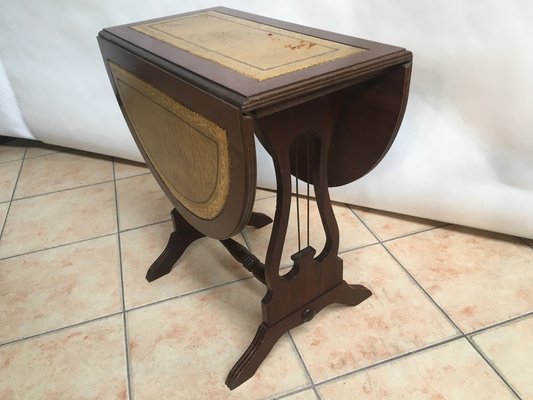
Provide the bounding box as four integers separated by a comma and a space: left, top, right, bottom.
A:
226, 323, 285, 390
145, 209, 204, 282
146, 209, 272, 282
247, 212, 273, 229
225, 280, 371, 390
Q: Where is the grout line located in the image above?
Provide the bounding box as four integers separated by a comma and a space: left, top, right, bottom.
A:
311, 328, 523, 399
308, 328, 523, 400
0, 272, 259, 348
380, 223, 453, 244
9, 169, 151, 204
468, 310, 533, 337
347, 204, 451, 243
381, 243, 464, 332
0, 232, 117, 262
240, 229, 254, 252
119, 218, 172, 234
112, 158, 134, 400
315, 334, 463, 387
0, 219, 175, 263
0, 157, 23, 165
0, 146, 27, 241
344, 205, 385, 241
23, 143, 112, 161
347, 206, 465, 333
0, 159, 24, 165
338, 241, 381, 255
0, 139, 27, 164
255, 191, 277, 201
10, 179, 115, 202
273, 385, 317, 400
115, 171, 152, 181
23, 142, 65, 159
125, 274, 256, 314
466, 337, 523, 399
23, 150, 60, 160
287, 332, 322, 400
0, 312, 123, 348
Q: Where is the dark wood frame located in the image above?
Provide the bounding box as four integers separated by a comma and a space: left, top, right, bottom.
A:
100, 7, 411, 113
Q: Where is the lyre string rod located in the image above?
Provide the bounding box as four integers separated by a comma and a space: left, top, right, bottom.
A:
306, 134, 310, 248
295, 138, 301, 251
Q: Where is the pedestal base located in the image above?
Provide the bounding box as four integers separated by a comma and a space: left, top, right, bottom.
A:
146, 208, 272, 283
146, 207, 371, 390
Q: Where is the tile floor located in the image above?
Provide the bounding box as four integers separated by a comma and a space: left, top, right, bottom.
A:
0, 139, 532, 400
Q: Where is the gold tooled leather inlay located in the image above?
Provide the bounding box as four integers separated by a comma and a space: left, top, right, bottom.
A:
109, 62, 230, 220
132, 11, 364, 80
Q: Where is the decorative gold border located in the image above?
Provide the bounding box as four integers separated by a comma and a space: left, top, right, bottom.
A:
132, 11, 364, 81
109, 62, 230, 220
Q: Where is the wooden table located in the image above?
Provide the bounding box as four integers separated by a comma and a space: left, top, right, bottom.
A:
98, 7, 412, 389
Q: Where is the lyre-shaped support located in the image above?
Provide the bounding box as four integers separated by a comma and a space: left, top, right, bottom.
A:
225, 92, 373, 389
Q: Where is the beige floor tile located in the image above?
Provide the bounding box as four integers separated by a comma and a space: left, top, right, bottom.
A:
0, 160, 21, 202
472, 315, 533, 399
0, 139, 26, 162
116, 174, 173, 231
386, 226, 533, 332
14, 151, 113, 199
243, 196, 377, 267
113, 158, 149, 179
0, 315, 127, 399
24, 141, 64, 158
317, 339, 516, 400
0, 236, 121, 343
291, 244, 458, 382
0, 182, 116, 258
351, 205, 445, 241
121, 221, 251, 309
127, 280, 310, 399
256, 187, 276, 200
0, 202, 8, 233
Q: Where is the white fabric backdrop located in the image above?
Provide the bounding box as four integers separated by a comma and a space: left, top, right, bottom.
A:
0, 59, 34, 139
0, 0, 532, 238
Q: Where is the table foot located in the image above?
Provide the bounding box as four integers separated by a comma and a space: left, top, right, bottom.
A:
247, 212, 273, 229
225, 323, 281, 390
145, 209, 204, 282
225, 280, 371, 389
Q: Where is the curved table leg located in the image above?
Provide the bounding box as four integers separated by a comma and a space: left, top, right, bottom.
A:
145, 209, 272, 282
225, 323, 283, 390
247, 212, 273, 229
225, 280, 372, 389
145, 209, 204, 282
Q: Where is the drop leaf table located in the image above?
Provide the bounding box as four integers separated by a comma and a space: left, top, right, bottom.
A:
97, 7, 412, 389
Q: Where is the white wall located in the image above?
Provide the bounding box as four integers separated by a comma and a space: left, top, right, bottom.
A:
0, 0, 532, 238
